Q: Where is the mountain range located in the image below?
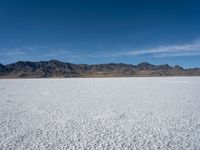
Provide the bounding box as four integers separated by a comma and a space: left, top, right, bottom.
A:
0, 60, 200, 78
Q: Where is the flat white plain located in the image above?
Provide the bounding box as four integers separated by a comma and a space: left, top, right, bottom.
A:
0, 77, 200, 150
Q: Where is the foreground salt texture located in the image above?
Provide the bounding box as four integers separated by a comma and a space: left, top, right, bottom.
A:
0, 77, 200, 150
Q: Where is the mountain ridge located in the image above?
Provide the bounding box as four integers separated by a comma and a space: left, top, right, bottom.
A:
0, 60, 200, 78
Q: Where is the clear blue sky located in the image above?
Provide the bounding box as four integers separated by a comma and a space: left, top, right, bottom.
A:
0, 0, 200, 67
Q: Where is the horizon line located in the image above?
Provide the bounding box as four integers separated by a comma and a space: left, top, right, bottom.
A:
1, 59, 200, 69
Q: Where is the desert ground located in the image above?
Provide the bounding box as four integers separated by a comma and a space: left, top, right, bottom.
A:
0, 77, 200, 150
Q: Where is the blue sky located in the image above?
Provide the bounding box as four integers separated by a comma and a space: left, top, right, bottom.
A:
0, 0, 200, 67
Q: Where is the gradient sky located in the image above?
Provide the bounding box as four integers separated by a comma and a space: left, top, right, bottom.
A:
0, 0, 200, 67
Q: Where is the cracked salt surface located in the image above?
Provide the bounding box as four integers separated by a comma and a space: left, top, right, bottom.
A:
0, 77, 200, 150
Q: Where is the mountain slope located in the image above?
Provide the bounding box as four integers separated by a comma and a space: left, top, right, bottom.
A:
0, 60, 199, 78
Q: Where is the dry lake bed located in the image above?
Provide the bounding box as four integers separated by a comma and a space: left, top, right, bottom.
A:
0, 77, 200, 150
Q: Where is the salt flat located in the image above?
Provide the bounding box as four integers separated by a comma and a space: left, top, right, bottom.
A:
0, 77, 200, 150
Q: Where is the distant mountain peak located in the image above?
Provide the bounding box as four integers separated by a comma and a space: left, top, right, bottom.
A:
174, 65, 183, 70
138, 62, 153, 65
137, 62, 155, 70
49, 59, 63, 63
0, 63, 8, 74
0, 60, 199, 78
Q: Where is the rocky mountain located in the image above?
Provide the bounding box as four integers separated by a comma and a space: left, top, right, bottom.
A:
0, 60, 199, 78
0, 63, 9, 75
